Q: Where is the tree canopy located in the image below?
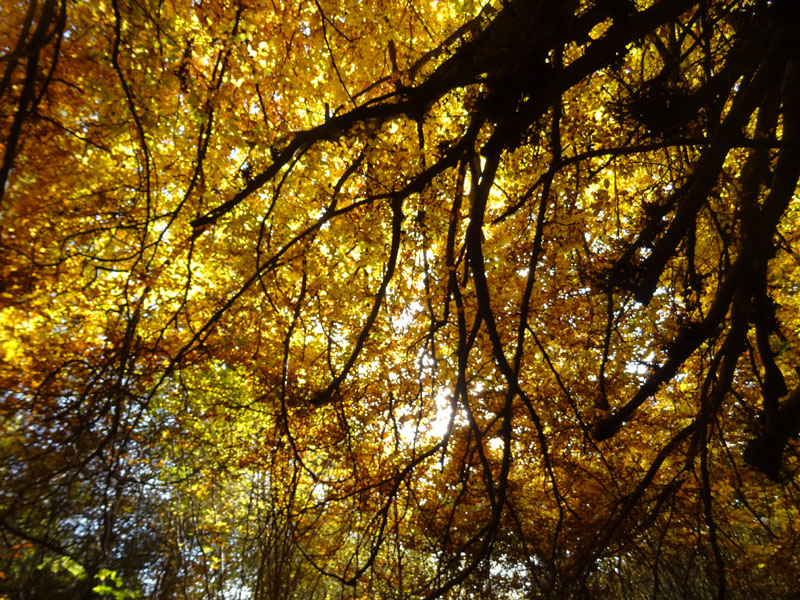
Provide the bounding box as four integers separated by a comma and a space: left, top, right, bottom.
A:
2, 0, 800, 597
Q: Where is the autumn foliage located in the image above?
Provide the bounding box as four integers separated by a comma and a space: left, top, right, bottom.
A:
2, 0, 800, 597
